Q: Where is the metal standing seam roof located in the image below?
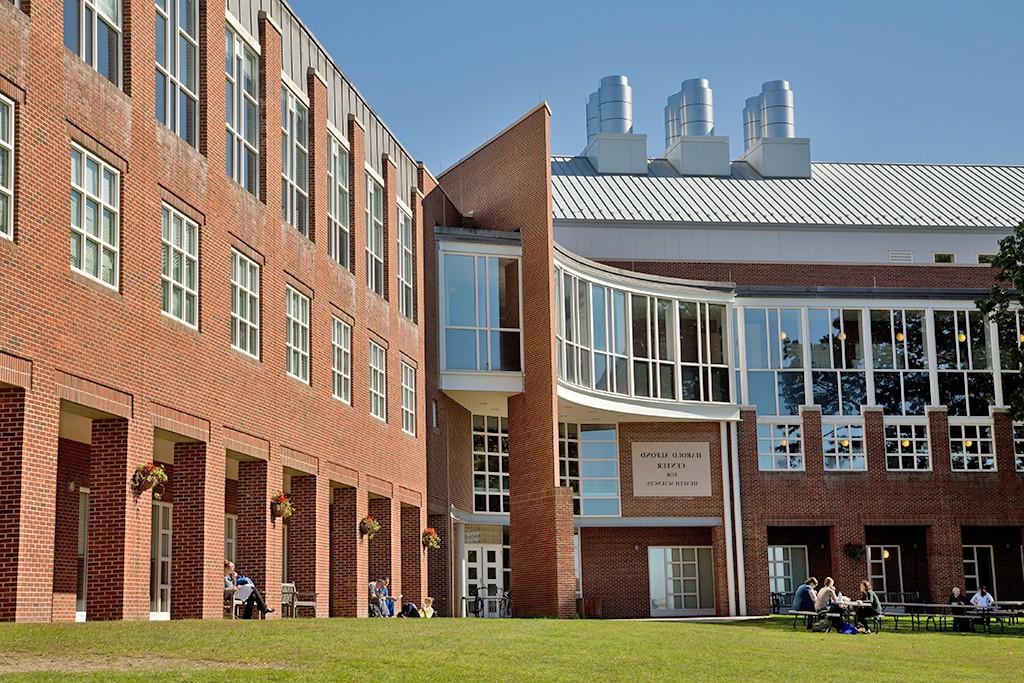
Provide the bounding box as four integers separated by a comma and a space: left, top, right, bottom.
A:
551, 156, 1024, 229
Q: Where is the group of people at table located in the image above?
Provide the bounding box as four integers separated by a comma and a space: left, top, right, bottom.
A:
367, 578, 434, 618
793, 576, 997, 633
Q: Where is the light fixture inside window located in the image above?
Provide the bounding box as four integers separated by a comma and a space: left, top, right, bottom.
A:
882, 548, 891, 559
958, 332, 967, 343
895, 332, 905, 342
780, 331, 788, 341
964, 439, 974, 449
837, 332, 847, 341
1019, 332, 1024, 344
901, 439, 911, 448
780, 439, 789, 448
840, 438, 850, 448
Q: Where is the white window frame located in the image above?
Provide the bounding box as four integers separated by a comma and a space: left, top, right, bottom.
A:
225, 25, 260, 195
280, 86, 309, 235
949, 421, 996, 471
821, 421, 866, 471
224, 513, 237, 565
883, 421, 931, 471
365, 175, 384, 295
70, 145, 120, 289
332, 317, 351, 404
869, 308, 931, 416
327, 135, 351, 269
154, 0, 198, 146
1014, 423, 1024, 473
369, 340, 387, 421
66, 0, 122, 87
230, 249, 260, 358
472, 415, 509, 513
756, 421, 804, 472
962, 544, 996, 595
767, 545, 808, 594
866, 545, 903, 595
0, 94, 12, 241
401, 361, 416, 435
398, 207, 414, 319
559, 423, 620, 517
160, 204, 199, 327
285, 286, 310, 383
933, 252, 956, 264
648, 546, 716, 616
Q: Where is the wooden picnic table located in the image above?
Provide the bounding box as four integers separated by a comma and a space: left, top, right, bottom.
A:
881, 602, 1022, 633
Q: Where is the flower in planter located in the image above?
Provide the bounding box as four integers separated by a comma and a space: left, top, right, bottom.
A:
359, 515, 381, 539
421, 527, 441, 550
131, 462, 168, 500
842, 542, 866, 561
270, 492, 294, 521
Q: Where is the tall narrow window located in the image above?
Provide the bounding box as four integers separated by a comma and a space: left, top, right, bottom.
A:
0, 95, 13, 240
230, 250, 260, 358
285, 286, 310, 383
745, 308, 805, 416
365, 175, 384, 295
934, 310, 993, 417
154, 0, 198, 146
160, 205, 198, 327
280, 87, 309, 235
369, 341, 387, 420
559, 423, 619, 516
327, 136, 350, 269
996, 310, 1023, 406
332, 317, 351, 404
65, 0, 122, 86
401, 362, 416, 435
225, 27, 259, 194
870, 309, 930, 415
472, 415, 509, 513
398, 208, 414, 319
70, 146, 119, 288
809, 308, 866, 416
443, 253, 521, 372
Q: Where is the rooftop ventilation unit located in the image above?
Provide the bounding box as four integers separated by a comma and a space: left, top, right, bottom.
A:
741, 80, 811, 178
741, 95, 762, 154
760, 80, 796, 139
583, 75, 647, 175
661, 78, 729, 177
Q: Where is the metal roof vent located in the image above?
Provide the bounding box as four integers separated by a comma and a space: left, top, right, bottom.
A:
663, 79, 714, 148
760, 80, 795, 138
664, 92, 682, 149
741, 80, 810, 178
742, 95, 762, 153
586, 92, 600, 145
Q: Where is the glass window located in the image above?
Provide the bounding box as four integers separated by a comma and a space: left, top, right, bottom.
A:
559, 423, 619, 516
768, 545, 808, 594
159, 205, 198, 327
949, 423, 995, 471
997, 311, 1023, 410
332, 317, 351, 404
679, 302, 730, 402
648, 546, 715, 615
745, 308, 804, 416
472, 415, 509, 513
870, 309, 930, 415
155, 0, 198, 146
443, 254, 521, 372
0, 95, 13, 240
285, 286, 309, 383
327, 136, 350, 269
757, 423, 803, 471
281, 87, 309, 235
398, 209, 414, 319
66, 0, 121, 86
884, 423, 930, 471
224, 514, 237, 565
822, 423, 865, 471
935, 310, 993, 417
70, 146, 119, 288
230, 250, 260, 358
1014, 424, 1024, 472
809, 308, 865, 416
369, 341, 387, 421
365, 175, 384, 295
225, 27, 259, 194
401, 362, 415, 435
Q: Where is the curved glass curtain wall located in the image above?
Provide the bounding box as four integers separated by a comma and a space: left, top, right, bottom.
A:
555, 264, 731, 405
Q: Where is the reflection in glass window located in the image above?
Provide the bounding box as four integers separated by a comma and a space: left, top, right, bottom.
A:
757, 423, 803, 471
648, 546, 715, 615
870, 309, 930, 415
934, 310, 993, 417
949, 423, 995, 471
281, 87, 309, 235
809, 308, 866, 416
443, 253, 521, 372
559, 423, 619, 516
225, 27, 259, 194
472, 415, 509, 513
997, 311, 1023, 410
745, 308, 804, 416
822, 423, 865, 471
155, 0, 198, 146
1014, 424, 1024, 472
884, 423, 930, 470
679, 302, 730, 402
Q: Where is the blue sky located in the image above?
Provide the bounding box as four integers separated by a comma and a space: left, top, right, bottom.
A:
290, 0, 1024, 173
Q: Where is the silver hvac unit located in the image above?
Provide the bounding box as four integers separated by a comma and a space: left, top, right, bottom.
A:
741, 80, 810, 178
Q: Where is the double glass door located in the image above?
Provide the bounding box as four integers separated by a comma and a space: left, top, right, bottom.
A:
648, 546, 715, 617
465, 544, 506, 617
76, 489, 89, 621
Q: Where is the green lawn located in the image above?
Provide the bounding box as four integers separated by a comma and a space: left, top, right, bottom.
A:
1, 616, 1022, 681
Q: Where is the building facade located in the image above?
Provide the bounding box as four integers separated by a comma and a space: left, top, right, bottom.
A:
423, 78, 1024, 618
0, 0, 428, 622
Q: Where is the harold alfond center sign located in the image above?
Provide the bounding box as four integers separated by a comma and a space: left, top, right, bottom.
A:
631, 442, 712, 497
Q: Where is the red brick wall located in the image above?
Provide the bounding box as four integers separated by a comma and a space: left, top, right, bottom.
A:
426, 512, 452, 616
368, 497, 393, 584
0, 387, 26, 621
52, 438, 90, 622
330, 485, 369, 617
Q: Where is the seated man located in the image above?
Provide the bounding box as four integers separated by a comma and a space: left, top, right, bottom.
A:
791, 577, 818, 629
232, 566, 274, 619
368, 579, 388, 617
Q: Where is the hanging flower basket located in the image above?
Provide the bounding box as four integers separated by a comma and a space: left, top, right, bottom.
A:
131, 462, 168, 500
359, 515, 381, 539
270, 492, 294, 521
842, 542, 866, 561
421, 527, 441, 550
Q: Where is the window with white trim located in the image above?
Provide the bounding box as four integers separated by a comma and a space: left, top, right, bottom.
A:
0, 95, 12, 240
745, 308, 805, 416
757, 423, 803, 471
809, 307, 866, 416
884, 423, 930, 471
369, 341, 386, 420
224, 514, 237, 565
822, 422, 866, 471
285, 286, 310, 383
1014, 424, 1024, 472
160, 205, 199, 326
767, 545, 808, 594
225, 26, 259, 194
365, 175, 384, 295
401, 362, 415, 435
559, 423, 620, 516
934, 310, 993, 417
65, 0, 121, 86
870, 309, 930, 416
70, 146, 119, 288
398, 208, 414, 319
331, 317, 351, 404
154, 0, 198, 146
230, 250, 260, 358
327, 136, 350, 269
949, 423, 995, 471
472, 415, 508, 513
444, 253, 521, 372
996, 310, 1023, 408
280, 87, 309, 235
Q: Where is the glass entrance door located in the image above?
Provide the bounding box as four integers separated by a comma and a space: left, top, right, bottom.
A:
76, 489, 89, 622
963, 545, 996, 597
150, 501, 172, 620
866, 545, 903, 596
648, 546, 715, 617
465, 544, 505, 617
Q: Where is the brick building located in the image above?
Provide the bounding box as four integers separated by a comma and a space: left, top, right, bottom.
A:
423, 77, 1024, 618
0, 0, 428, 622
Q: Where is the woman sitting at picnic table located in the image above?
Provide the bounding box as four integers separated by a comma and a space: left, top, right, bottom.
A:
949, 586, 969, 632
814, 577, 846, 631
854, 580, 882, 634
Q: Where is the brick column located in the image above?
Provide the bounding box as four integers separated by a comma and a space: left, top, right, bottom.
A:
368, 496, 393, 585
288, 474, 330, 616
426, 513, 452, 616
736, 408, 770, 615
863, 407, 886, 483
87, 418, 152, 620
237, 457, 283, 617
348, 115, 365, 280
926, 523, 963, 603
306, 67, 328, 245
330, 484, 368, 617
170, 441, 224, 619
829, 524, 866, 595
991, 408, 1014, 474
382, 155, 396, 301
400, 505, 426, 606
258, 12, 282, 210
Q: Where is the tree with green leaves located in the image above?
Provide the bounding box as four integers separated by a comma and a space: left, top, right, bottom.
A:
976, 220, 1024, 421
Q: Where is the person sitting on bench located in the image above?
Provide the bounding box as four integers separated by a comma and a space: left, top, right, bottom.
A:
792, 577, 818, 629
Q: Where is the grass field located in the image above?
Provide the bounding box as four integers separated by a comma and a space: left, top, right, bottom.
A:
1, 616, 1022, 681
